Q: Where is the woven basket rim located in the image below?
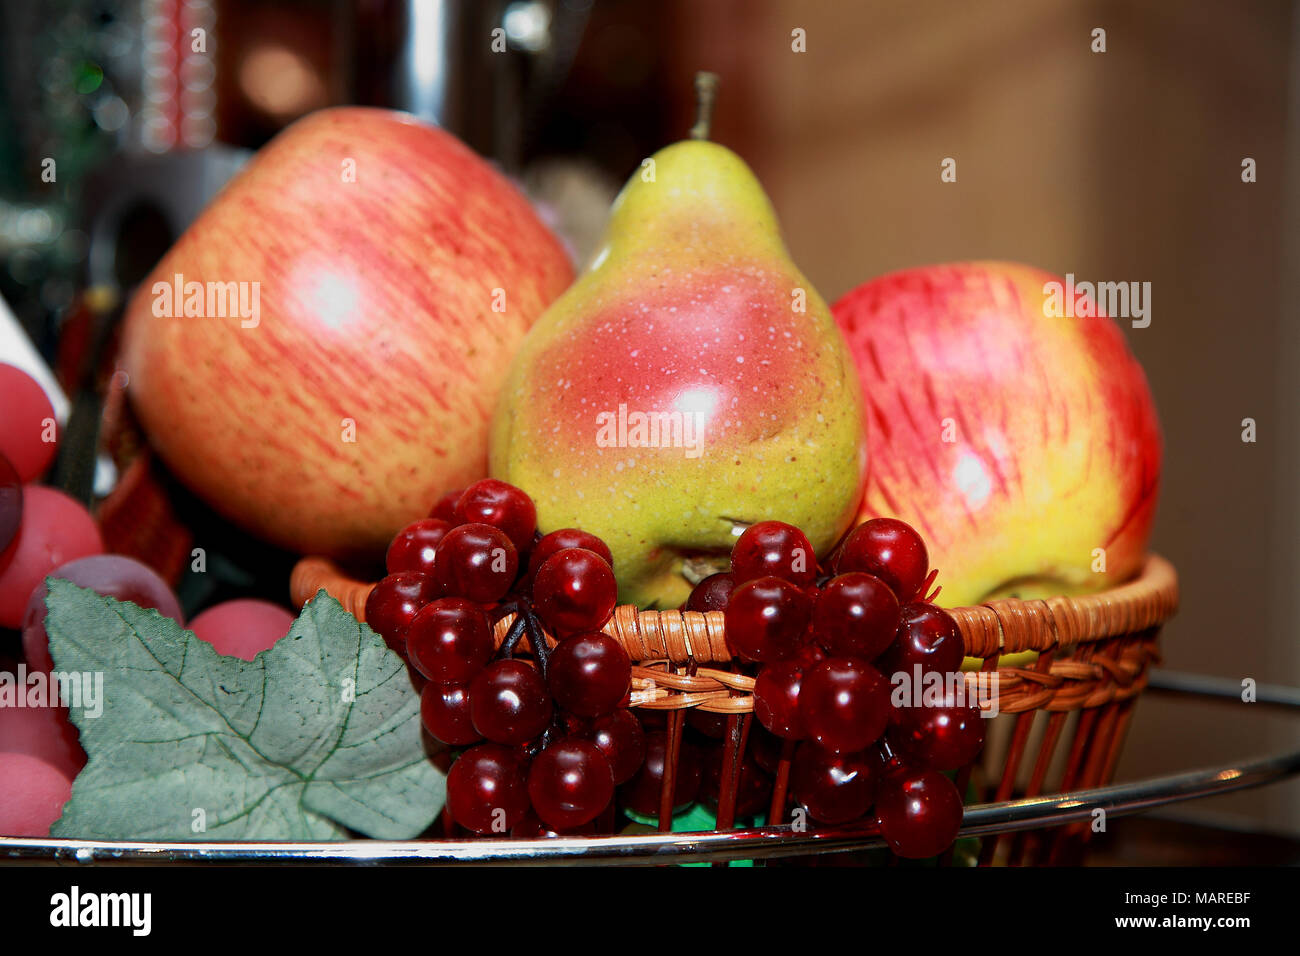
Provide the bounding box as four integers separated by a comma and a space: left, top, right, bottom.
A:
289, 552, 1178, 663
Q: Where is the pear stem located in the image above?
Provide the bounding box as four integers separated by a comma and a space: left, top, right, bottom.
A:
689, 71, 719, 141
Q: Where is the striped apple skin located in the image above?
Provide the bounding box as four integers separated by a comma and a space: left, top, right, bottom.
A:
832, 262, 1162, 607
121, 108, 573, 559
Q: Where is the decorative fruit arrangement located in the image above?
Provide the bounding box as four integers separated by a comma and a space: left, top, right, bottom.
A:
0, 76, 1170, 864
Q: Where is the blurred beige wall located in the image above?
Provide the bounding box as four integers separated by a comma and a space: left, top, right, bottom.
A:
675, 0, 1300, 834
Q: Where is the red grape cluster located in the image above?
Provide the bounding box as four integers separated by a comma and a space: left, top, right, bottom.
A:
370, 479, 644, 836
688, 517, 985, 859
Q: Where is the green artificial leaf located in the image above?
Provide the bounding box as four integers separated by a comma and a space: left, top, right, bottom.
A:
44, 580, 443, 841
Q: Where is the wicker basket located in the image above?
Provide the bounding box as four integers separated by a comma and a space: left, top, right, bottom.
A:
291, 553, 1178, 864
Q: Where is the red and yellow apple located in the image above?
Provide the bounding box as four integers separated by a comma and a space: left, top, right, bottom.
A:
832, 262, 1161, 608
121, 107, 573, 560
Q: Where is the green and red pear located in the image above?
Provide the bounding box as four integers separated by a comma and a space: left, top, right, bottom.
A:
491, 129, 865, 608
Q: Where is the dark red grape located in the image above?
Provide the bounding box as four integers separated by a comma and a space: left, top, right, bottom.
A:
891, 700, 986, 771
527, 737, 615, 831
792, 642, 827, 669
386, 518, 450, 575
446, 743, 530, 834
454, 479, 537, 553
813, 572, 900, 661
547, 632, 630, 717
588, 709, 646, 784
875, 603, 965, 679
469, 659, 552, 745
874, 767, 964, 859
420, 682, 482, 746
836, 518, 929, 602
700, 746, 773, 818
749, 724, 784, 776
406, 598, 494, 685
730, 520, 817, 588
533, 548, 617, 637
799, 658, 891, 753
723, 576, 813, 663
434, 523, 518, 604
429, 488, 464, 522
792, 742, 877, 824
364, 571, 441, 652
686, 708, 728, 738
685, 572, 734, 613
620, 730, 701, 816
527, 528, 614, 583
0, 452, 20, 559
753, 659, 808, 739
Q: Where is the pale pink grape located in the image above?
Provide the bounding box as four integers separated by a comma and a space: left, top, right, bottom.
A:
189, 599, 295, 660
0, 486, 103, 629
0, 752, 73, 837
0, 705, 85, 779
21, 554, 182, 673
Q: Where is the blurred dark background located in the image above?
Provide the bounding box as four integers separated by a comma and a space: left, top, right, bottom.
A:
0, 0, 1296, 844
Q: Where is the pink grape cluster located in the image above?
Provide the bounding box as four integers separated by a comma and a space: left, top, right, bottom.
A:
686, 517, 986, 859
370, 479, 646, 836
0, 364, 302, 837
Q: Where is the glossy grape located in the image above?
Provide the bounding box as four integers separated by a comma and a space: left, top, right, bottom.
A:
429, 488, 464, 522
0, 452, 20, 559
730, 520, 817, 588
875, 602, 965, 679
792, 742, 877, 824
588, 709, 647, 784
434, 523, 518, 604
446, 743, 530, 835
420, 681, 482, 746
0, 486, 104, 629
836, 518, 929, 602
874, 767, 964, 859
533, 548, 617, 637
723, 576, 813, 663
364, 571, 441, 653
0, 363, 58, 483
527, 529, 614, 586
21, 554, 183, 672
620, 731, 702, 816
189, 599, 294, 661
684, 572, 734, 613
799, 658, 892, 753
469, 659, 553, 745
386, 518, 450, 575
891, 701, 986, 771
813, 572, 900, 661
406, 597, 494, 684
453, 479, 537, 553
753, 660, 809, 739
527, 737, 615, 831
547, 632, 630, 717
